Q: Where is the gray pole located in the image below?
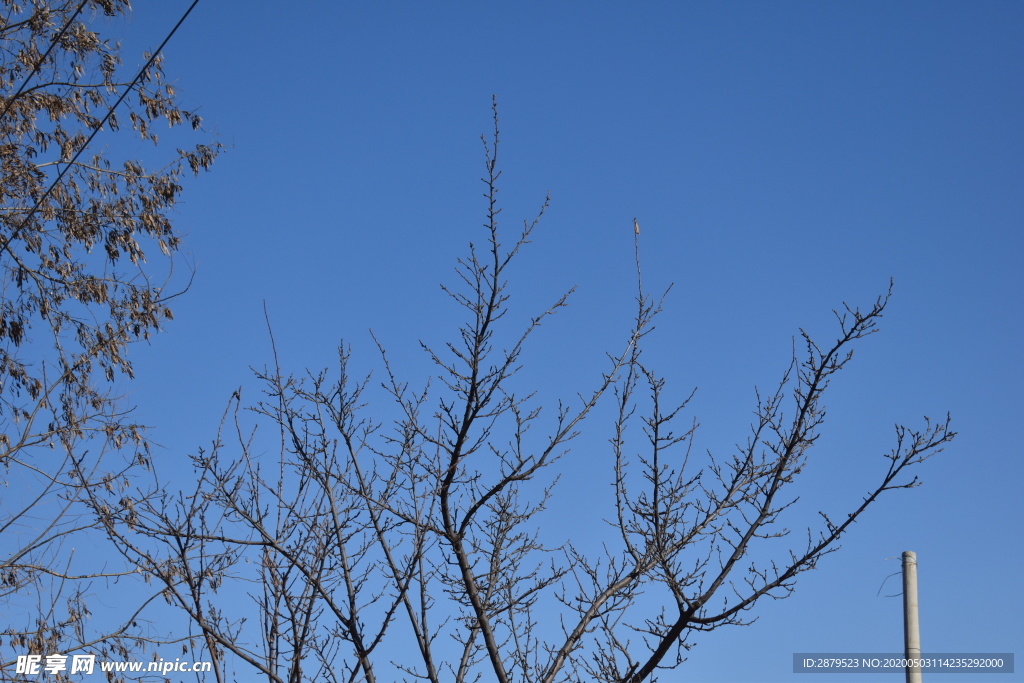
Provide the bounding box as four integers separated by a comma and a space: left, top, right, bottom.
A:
902, 551, 922, 683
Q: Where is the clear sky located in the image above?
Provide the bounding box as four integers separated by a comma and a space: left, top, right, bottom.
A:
104, 2, 1022, 681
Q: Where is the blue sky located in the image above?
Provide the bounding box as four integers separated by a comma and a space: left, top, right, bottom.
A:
102, 2, 1022, 681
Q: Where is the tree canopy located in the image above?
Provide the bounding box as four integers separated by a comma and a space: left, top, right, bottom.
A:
1, 0, 218, 673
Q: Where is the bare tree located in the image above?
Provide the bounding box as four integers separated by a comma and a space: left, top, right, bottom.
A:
99, 100, 953, 682
0, 1, 218, 677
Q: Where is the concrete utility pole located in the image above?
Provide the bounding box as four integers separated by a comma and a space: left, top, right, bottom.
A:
902, 551, 922, 683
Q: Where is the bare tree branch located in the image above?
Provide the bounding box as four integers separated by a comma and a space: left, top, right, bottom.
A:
102, 101, 952, 683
